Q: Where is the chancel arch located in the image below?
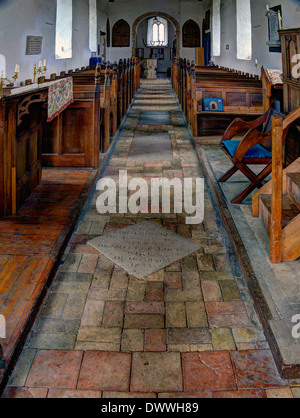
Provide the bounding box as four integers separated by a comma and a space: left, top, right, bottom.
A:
132, 12, 181, 57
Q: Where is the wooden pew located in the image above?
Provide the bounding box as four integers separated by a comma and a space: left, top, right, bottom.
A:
261, 66, 284, 112
0, 86, 48, 216
42, 64, 105, 169
190, 62, 263, 137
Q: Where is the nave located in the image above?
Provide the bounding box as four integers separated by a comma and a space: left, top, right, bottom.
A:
2, 79, 294, 398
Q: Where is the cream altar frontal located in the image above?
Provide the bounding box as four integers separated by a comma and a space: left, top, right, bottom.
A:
144, 59, 157, 79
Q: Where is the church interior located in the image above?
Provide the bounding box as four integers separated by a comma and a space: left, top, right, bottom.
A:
0, 0, 299, 399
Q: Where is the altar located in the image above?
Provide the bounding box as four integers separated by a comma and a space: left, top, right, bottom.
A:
144, 59, 157, 79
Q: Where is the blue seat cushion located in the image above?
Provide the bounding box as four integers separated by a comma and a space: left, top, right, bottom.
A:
223, 140, 272, 159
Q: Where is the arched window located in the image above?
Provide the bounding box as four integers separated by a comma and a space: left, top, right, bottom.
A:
182, 20, 200, 48
112, 19, 130, 47
212, 0, 221, 57
89, 0, 97, 52
147, 17, 168, 47
0, 55, 6, 78
236, 0, 252, 60
55, 0, 73, 59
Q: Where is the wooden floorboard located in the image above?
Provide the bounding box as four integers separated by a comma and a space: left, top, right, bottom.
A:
0, 168, 98, 392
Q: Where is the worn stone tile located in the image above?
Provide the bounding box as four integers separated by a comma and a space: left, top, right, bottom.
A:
206, 301, 247, 314
48, 389, 102, 399
189, 344, 214, 352
103, 392, 156, 399
213, 254, 231, 271
146, 270, 165, 282
77, 327, 122, 343
183, 352, 236, 391
165, 289, 203, 302
62, 293, 87, 320
197, 254, 215, 271
102, 301, 125, 327
146, 282, 164, 301
158, 392, 213, 398
131, 353, 183, 392
213, 389, 266, 398
60, 254, 82, 273
75, 342, 120, 351
110, 270, 129, 290
166, 302, 186, 328
78, 352, 131, 391
121, 329, 144, 352
183, 271, 200, 290
144, 329, 167, 352
231, 350, 288, 389
168, 328, 211, 345
34, 319, 80, 334
41, 293, 68, 319
7, 349, 37, 387
91, 269, 112, 289
292, 387, 300, 398
126, 279, 146, 301
266, 388, 293, 398
211, 328, 236, 351
209, 314, 251, 328
88, 288, 126, 302
29, 333, 76, 350
26, 350, 83, 389
182, 255, 198, 271
81, 300, 105, 327
220, 280, 241, 301
125, 302, 165, 315
200, 271, 233, 281
232, 327, 266, 344
166, 261, 181, 272
3, 387, 48, 398
124, 314, 164, 329
77, 254, 98, 274
165, 272, 182, 290
186, 302, 208, 328
201, 280, 223, 302
51, 280, 90, 294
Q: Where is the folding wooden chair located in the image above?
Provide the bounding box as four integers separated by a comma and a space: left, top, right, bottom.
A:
219, 109, 289, 204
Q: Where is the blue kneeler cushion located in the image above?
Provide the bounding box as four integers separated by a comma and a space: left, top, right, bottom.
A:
222, 140, 272, 159
203, 98, 224, 112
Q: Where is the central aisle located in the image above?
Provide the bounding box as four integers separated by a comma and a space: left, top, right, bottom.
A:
4, 79, 291, 398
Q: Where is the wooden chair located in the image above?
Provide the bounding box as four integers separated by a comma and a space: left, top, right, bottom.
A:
218, 108, 298, 204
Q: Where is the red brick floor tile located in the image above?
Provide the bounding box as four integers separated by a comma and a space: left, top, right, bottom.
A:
125, 302, 165, 315
205, 301, 247, 314
103, 392, 157, 398
208, 313, 251, 328
47, 389, 102, 398
4, 387, 48, 398
144, 329, 167, 352
78, 351, 131, 391
146, 282, 164, 301
165, 272, 182, 290
26, 350, 83, 389
231, 350, 288, 389
131, 353, 183, 393
182, 352, 236, 391
158, 392, 213, 398
213, 389, 267, 398
70, 245, 99, 255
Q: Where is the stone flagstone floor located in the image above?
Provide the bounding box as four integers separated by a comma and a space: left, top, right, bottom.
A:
3, 79, 299, 399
